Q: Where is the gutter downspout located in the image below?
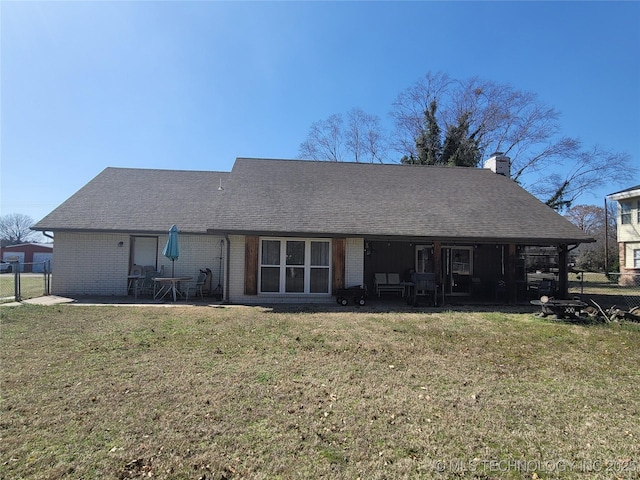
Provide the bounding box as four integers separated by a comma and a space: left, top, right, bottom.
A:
224, 234, 231, 303
43, 231, 54, 240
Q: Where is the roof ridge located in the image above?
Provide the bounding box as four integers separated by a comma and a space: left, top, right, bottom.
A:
234, 157, 493, 171
105, 166, 230, 174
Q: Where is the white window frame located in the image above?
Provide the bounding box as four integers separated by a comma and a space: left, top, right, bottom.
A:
442, 245, 474, 275
258, 237, 332, 294
620, 202, 632, 225
634, 249, 640, 269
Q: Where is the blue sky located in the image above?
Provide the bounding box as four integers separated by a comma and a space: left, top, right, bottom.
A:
2, 1, 639, 227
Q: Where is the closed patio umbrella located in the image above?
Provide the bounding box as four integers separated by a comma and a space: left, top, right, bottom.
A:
162, 225, 179, 277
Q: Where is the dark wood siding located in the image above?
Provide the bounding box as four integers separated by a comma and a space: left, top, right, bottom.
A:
332, 238, 345, 293
244, 236, 258, 295
363, 241, 414, 292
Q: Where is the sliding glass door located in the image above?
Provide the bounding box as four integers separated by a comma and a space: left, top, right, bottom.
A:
442, 246, 473, 295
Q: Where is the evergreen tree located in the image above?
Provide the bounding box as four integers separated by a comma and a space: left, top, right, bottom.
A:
415, 100, 442, 165
441, 112, 481, 167
545, 180, 572, 211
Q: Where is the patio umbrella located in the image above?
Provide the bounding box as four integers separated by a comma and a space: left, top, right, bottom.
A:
162, 225, 179, 277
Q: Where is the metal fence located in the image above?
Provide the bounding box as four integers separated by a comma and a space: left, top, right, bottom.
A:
568, 271, 640, 311
0, 261, 51, 302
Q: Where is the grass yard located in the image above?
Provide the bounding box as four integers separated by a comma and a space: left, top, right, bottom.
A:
0, 274, 49, 302
1, 305, 639, 479
569, 272, 639, 297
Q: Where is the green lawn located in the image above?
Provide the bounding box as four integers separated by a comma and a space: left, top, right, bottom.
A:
1, 305, 639, 479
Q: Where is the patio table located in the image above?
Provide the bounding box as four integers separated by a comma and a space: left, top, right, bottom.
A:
153, 276, 192, 302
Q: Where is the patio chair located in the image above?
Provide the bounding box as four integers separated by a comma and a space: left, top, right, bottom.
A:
495, 278, 507, 302
410, 272, 437, 306
374, 273, 405, 297
138, 270, 156, 297
128, 265, 143, 295
538, 279, 556, 298
130, 265, 143, 276
184, 272, 207, 301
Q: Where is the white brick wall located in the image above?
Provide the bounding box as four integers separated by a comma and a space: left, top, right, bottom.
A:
52, 233, 363, 301
157, 234, 225, 282
52, 232, 130, 296
345, 237, 364, 288
227, 234, 246, 302
52, 232, 224, 297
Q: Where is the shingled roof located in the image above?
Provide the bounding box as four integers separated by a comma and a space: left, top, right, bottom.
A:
34, 167, 229, 234
208, 158, 592, 244
34, 158, 593, 245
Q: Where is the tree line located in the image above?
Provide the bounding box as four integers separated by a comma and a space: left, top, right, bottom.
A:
298, 71, 633, 211
0, 213, 42, 247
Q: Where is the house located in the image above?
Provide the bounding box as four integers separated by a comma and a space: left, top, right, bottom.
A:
607, 185, 640, 285
33, 156, 594, 303
0, 243, 53, 273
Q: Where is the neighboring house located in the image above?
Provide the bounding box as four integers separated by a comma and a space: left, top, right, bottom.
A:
0, 243, 53, 273
607, 185, 640, 285
33, 156, 594, 303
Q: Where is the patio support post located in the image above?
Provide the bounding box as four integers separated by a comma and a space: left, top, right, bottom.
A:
433, 241, 442, 288
507, 244, 516, 304
557, 245, 568, 300
245, 236, 259, 295
332, 238, 346, 293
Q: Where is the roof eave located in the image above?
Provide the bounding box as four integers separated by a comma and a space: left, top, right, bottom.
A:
207, 228, 595, 245
32, 227, 211, 235
608, 189, 640, 201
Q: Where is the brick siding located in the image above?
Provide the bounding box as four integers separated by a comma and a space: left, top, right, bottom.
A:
52, 232, 224, 297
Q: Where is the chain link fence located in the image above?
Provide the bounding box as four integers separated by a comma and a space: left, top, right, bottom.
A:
569, 271, 640, 311
0, 261, 52, 302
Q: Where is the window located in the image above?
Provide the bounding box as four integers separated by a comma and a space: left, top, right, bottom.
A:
259, 238, 331, 294
634, 249, 640, 269
260, 240, 281, 292
451, 248, 472, 275
621, 202, 632, 224
130, 236, 158, 269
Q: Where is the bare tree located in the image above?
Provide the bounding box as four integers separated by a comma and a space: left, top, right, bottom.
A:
565, 204, 605, 234
531, 145, 631, 210
298, 114, 344, 161
390, 72, 634, 209
391, 74, 574, 175
299, 108, 387, 162
0, 213, 38, 246
390, 72, 454, 159
565, 203, 618, 271
346, 108, 386, 163
300, 71, 633, 208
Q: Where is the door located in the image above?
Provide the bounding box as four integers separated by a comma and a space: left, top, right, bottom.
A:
32, 253, 53, 272
130, 236, 158, 270
442, 246, 473, 295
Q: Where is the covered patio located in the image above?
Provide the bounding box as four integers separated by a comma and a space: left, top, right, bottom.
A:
362, 239, 570, 305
